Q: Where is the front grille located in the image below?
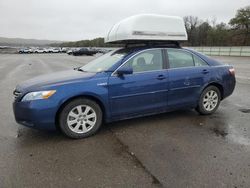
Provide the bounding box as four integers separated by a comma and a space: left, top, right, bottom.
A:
13, 90, 22, 99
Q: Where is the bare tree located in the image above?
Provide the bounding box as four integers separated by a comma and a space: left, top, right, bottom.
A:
183, 16, 200, 45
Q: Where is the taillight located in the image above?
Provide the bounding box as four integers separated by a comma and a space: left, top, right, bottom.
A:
229, 68, 235, 76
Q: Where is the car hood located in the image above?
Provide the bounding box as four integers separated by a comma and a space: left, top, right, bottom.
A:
16, 70, 95, 92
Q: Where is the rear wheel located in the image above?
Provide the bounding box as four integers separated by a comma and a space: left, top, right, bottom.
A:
59, 98, 102, 139
196, 86, 221, 115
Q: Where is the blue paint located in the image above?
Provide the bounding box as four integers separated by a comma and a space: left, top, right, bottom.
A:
13, 47, 236, 130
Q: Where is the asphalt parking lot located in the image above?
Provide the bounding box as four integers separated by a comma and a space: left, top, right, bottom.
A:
0, 53, 250, 188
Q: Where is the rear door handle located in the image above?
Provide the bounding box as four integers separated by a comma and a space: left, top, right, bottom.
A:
157, 75, 166, 80
202, 69, 209, 74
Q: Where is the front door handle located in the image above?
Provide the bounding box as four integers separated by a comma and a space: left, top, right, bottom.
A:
157, 75, 166, 80
202, 69, 209, 74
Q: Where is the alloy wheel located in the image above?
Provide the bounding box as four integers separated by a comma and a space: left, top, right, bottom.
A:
67, 105, 97, 134
202, 90, 219, 111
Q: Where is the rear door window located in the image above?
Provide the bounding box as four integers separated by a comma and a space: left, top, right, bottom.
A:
167, 49, 194, 68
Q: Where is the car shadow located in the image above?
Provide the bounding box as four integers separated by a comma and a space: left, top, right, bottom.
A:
15, 108, 229, 145
106, 109, 229, 138
106, 109, 200, 129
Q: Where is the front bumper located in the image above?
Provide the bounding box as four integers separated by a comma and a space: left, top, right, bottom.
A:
13, 99, 58, 131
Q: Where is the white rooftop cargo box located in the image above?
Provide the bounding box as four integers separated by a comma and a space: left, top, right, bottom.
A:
105, 14, 188, 44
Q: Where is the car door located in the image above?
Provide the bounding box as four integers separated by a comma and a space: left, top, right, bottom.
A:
108, 49, 168, 117
166, 48, 210, 108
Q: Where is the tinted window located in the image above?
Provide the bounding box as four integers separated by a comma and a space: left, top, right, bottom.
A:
193, 55, 208, 66
122, 49, 163, 73
167, 49, 194, 68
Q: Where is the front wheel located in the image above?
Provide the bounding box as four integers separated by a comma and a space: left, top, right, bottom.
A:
59, 98, 102, 139
196, 86, 221, 115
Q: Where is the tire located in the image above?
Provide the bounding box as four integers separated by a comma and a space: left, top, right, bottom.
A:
196, 86, 221, 115
59, 98, 102, 139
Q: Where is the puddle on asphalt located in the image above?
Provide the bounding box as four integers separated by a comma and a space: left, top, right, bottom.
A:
197, 113, 250, 146
208, 118, 229, 138
195, 115, 229, 138
211, 127, 228, 137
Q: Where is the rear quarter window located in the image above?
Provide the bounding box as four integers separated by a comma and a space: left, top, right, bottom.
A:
193, 54, 208, 66
167, 49, 208, 68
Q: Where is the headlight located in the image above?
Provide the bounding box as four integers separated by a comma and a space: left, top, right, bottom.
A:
21, 90, 56, 101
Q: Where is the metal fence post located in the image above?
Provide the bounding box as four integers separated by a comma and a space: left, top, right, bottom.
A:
240, 46, 243, 56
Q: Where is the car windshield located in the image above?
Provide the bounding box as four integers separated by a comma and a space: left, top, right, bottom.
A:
79, 49, 129, 73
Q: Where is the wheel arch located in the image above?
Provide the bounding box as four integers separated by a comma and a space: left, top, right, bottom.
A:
55, 94, 107, 130
202, 82, 224, 100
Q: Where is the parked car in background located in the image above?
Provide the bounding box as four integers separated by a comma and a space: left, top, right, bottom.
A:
72, 48, 98, 56
48, 48, 60, 53
67, 49, 73, 55
54, 48, 61, 53
42, 48, 50, 53
18, 47, 67, 54
34, 48, 46, 53
18, 48, 33, 54
60, 47, 67, 53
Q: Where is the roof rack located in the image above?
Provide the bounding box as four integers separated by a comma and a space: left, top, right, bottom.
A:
124, 40, 181, 48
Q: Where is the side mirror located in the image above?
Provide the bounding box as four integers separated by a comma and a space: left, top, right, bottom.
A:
116, 67, 133, 76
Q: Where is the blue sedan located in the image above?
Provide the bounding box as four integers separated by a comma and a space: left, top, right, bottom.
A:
13, 46, 236, 138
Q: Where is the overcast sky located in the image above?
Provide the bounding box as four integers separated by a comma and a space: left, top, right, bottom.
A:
0, 0, 249, 41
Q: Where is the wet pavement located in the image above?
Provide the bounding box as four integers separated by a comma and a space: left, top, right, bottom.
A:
0, 54, 250, 187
